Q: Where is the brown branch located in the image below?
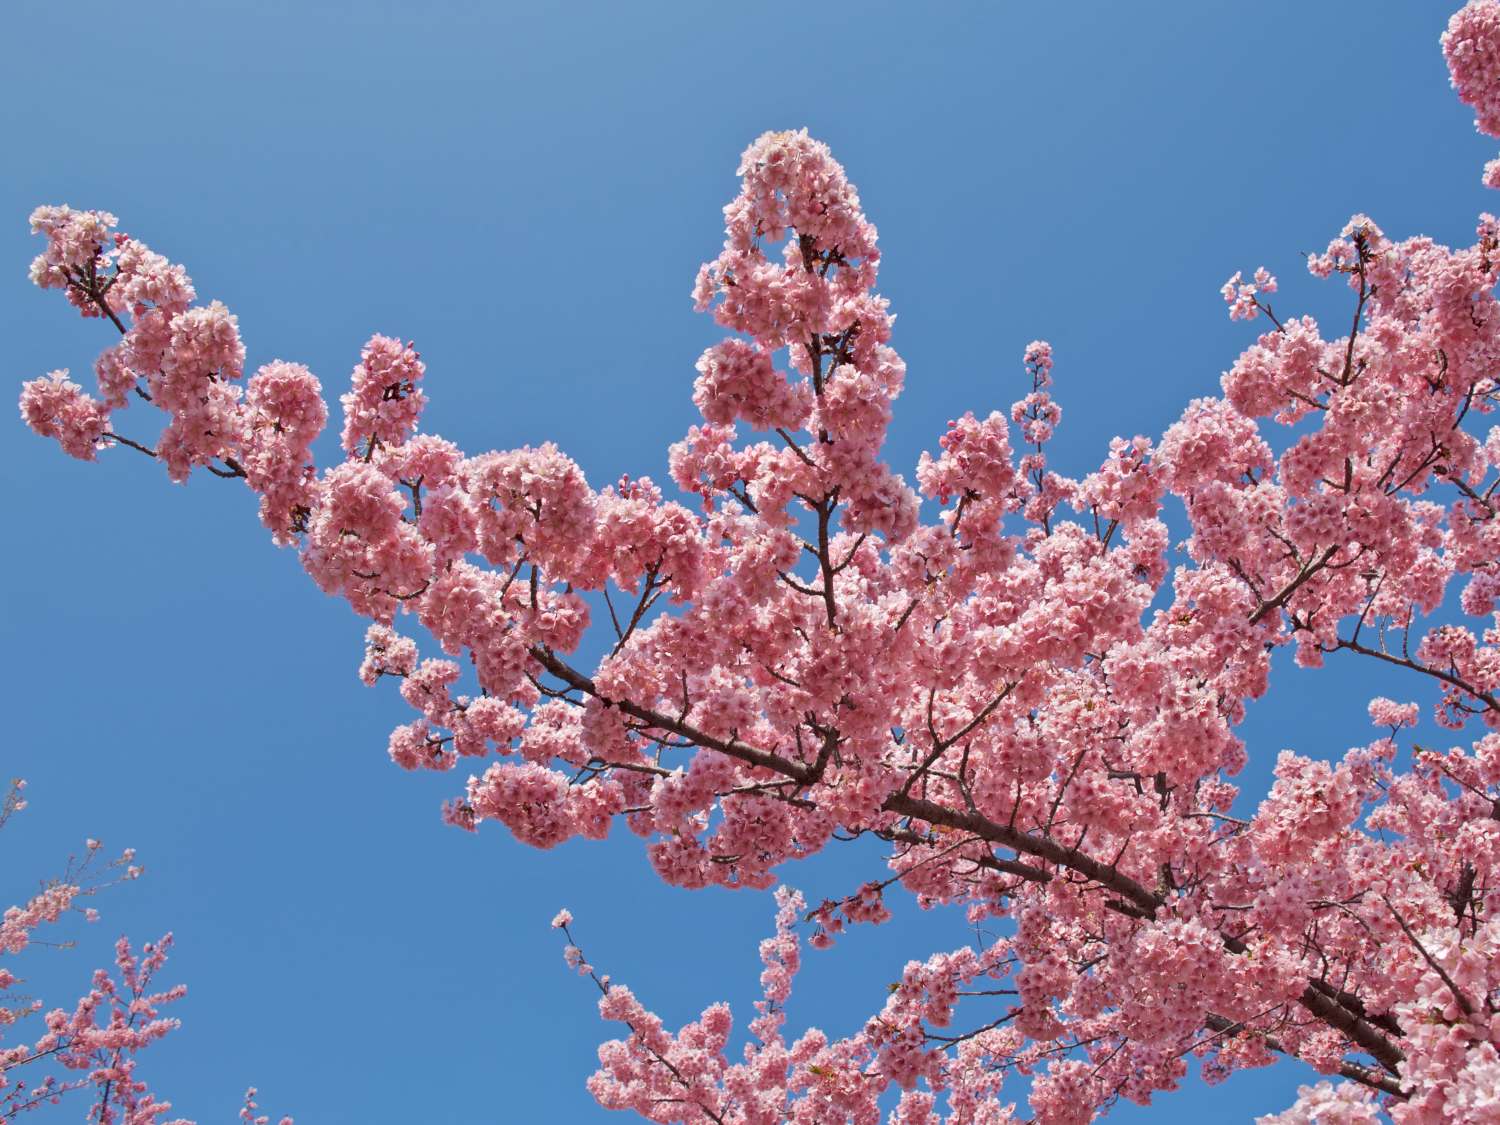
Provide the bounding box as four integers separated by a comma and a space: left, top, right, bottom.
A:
1248, 544, 1339, 625
103, 432, 157, 459
1336, 636, 1500, 712
527, 645, 1410, 1071
1202, 1015, 1403, 1098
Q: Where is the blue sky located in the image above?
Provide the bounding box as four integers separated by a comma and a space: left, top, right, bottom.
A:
0, 1, 1490, 1121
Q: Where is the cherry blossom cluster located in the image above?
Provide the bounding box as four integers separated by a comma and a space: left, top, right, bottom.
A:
24, 5, 1500, 1120
239, 1087, 292, 1125
1221, 267, 1278, 322
1446, 0, 1500, 186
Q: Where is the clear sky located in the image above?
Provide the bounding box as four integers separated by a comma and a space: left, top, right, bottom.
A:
1, 1, 1490, 1121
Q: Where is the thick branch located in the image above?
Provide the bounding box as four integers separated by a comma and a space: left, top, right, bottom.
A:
531, 644, 1409, 1073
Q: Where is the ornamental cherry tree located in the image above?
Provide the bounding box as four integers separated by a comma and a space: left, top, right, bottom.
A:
0, 787, 288, 1123
20, 3, 1500, 1120
0, 780, 187, 1123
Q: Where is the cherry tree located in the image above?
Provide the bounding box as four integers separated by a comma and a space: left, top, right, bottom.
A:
19, 3, 1500, 1120
0, 786, 289, 1124
0, 779, 185, 1123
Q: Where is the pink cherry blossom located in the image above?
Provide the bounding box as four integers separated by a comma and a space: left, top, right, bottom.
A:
24, 7, 1500, 1121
